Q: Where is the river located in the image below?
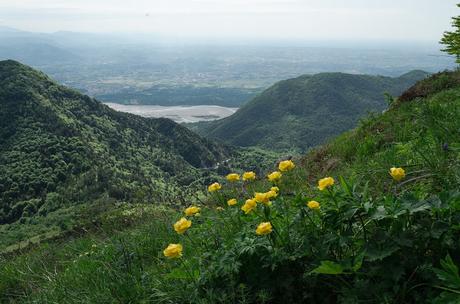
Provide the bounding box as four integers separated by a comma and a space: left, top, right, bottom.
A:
104, 103, 238, 123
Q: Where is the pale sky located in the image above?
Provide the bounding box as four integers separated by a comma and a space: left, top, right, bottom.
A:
0, 0, 457, 42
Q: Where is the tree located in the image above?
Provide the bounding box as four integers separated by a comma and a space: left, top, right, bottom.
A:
441, 4, 460, 63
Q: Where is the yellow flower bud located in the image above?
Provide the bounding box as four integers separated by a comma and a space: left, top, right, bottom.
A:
208, 182, 222, 192
227, 198, 238, 206
173, 217, 192, 234
266, 190, 278, 199
318, 177, 335, 191
254, 192, 271, 205
389, 167, 406, 182
184, 206, 201, 216
163, 243, 183, 259
226, 173, 240, 182
278, 160, 295, 172
267, 171, 282, 182
241, 199, 257, 214
307, 200, 320, 210
256, 222, 273, 235
242, 171, 256, 181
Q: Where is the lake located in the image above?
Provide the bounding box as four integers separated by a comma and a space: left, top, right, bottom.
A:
104, 103, 238, 123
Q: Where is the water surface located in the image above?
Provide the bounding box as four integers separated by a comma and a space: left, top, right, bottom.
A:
104, 103, 238, 123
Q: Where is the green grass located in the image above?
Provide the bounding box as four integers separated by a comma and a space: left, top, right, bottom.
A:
1, 204, 180, 303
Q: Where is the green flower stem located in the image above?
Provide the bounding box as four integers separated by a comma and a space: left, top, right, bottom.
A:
327, 188, 340, 210
357, 214, 368, 243
179, 258, 199, 288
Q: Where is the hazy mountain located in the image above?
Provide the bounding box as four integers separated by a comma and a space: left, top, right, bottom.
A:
0, 40, 78, 65
0, 60, 228, 225
190, 70, 430, 152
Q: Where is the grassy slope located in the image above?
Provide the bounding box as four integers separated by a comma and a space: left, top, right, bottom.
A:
2, 71, 460, 303
191, 70, 429, 152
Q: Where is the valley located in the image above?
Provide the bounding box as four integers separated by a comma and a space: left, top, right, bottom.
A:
0, 27, 456, 109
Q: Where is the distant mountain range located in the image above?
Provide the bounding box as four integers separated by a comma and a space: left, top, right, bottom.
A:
0, 60, 228, 225
189, 70, 430, 152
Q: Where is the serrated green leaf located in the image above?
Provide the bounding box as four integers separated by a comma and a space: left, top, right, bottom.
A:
434, 255, 460, 289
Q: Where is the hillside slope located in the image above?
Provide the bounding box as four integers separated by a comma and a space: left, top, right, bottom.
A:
0, 60, 227, 226
2, 70, 459, 304
192, 70, 428, 152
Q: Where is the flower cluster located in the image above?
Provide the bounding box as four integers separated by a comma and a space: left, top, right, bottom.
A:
163, 161, 407, 263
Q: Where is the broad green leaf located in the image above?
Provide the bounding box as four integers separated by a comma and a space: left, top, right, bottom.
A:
339, 176, 352, 196
365, 244, 399, 262
311, 261, 344, 275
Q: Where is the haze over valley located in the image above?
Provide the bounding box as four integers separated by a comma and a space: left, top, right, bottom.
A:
0, 26, 456, 114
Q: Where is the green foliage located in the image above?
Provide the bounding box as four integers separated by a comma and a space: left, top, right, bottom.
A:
192, 70, 429, 152
0, 60, 234, 247
433, 255, 460, 303
1, 64, 460, 303
441, 4, 460, 63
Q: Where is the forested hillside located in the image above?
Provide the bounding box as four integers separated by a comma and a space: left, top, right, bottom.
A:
0, 60, 228, 227
191, 70, 429, 152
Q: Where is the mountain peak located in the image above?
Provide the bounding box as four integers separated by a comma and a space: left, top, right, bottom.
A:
0, 59, 51, 82
398, 70, 430, 80
192, 71, 429, 151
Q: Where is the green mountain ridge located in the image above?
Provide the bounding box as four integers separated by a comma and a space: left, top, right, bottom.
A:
0, 60, 228, 225
191, 70, 429, 152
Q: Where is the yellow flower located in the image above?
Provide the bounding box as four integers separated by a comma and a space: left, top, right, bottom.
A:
307, 200, 320, 210
173, 217, 192, 234
266, 190, 278, 199
318, 177, 335, 191
184, 206, 201, 216
216, 207, 224, 211
163, 243, 183, 259
208, 182, 222, 192
227, 198, 238, 206
226, 173, 240, 182
256, 222, 273, 235
267, 171, 282, 182
254, 192, 270, 204
241, 199, 257, 214
389, 167, 406, 182
243, 171, 256, 181
278, 160, 295, 172
270, 186, 279, 193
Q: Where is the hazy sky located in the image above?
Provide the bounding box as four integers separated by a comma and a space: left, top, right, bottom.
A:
0, 0, 457, 42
